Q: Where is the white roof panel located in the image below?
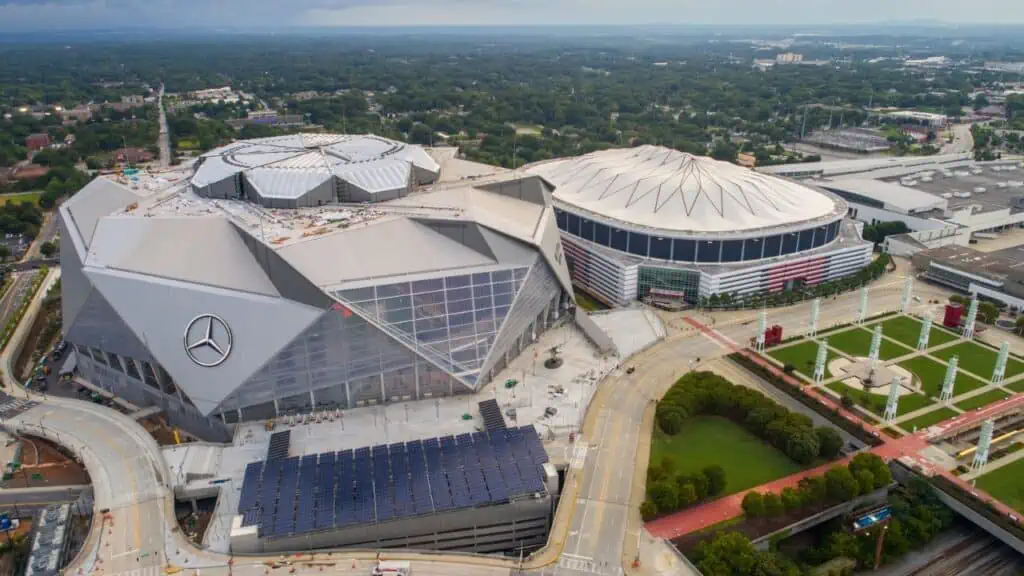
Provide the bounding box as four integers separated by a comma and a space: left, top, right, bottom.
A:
527, 145, 842, 234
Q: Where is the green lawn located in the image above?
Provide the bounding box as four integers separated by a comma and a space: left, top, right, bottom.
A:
1007, 380, 1024, 393
899, 407, 959, 431
976, 457, 1024, 514
827, 381, 934, 417
0, 191, 41, 206
768, 340, 837, 380
954, 389, 1013, 411
649, 416, 804, 497
877, 315, 958, 349
827, 327, 913, 360
897, 356, 986, 398
932, 341, 1024, 382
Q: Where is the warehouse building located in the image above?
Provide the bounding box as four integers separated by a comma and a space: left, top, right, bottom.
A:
525, 146, 872, 306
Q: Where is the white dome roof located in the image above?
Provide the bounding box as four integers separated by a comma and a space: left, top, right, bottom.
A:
527, 146, 843, 235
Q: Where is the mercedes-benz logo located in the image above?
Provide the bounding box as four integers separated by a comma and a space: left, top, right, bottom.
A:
184, 314, 233, 367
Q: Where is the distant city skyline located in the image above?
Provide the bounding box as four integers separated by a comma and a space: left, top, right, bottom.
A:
2, 0, 1024, 32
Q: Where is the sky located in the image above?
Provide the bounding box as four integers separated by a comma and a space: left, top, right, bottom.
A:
1, 0, 1024, 32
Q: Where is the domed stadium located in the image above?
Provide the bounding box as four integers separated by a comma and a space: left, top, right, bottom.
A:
526, 146, 872, 306
190, 134, 440, 208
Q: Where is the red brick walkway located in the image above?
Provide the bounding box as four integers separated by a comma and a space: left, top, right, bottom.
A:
643, 317, 1020, 538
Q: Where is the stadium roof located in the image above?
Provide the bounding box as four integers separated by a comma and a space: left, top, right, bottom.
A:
526, 145, 844, 234
191, 134, 440, 199
820, 178, 948, 215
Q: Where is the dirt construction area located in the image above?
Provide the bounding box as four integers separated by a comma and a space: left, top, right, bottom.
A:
2, 436, 90, 488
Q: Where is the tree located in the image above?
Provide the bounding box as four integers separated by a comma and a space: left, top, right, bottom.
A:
850, 452, 892, 489
973, 94, 990, 111
640, 500, 658, 521
650, 481, 678, 513
742, 491, 765, 517
678, 483, 698, 508
0, 245, 9, 261
660, 455, 678, 477
39, 241, 56, 257
815, 427, 844, 459
785, 428, 821, 464
703, 465, 727, 497
978, 301, 999, 324
657, 408, 685, 435
949, 294, 969, 306
1015, 316, 1024, 336
780, 487, 803, 511
824, 466, 860, 501
855, 469, 876, 495
763, 492, 784, 517
680, 473, 709, 501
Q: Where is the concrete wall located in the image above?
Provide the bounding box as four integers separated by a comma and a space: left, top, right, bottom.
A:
237, 495, 553, 555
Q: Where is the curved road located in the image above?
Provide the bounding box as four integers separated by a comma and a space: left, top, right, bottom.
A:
0, 264, 979, 576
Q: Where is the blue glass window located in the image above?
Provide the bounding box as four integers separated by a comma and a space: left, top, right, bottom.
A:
697, 240, 720, 263
610, 228, 629, 252
566, 213, 580, 237
720, 240, 743, 262
628, 232, 649, 257
580, 219, 594, 242
649, 236, 672, 260
593, 223, 610, 246
798, 229, 814, 251
763, 235, 782, 258
672, 239, 696, 262
781, 233, 798, 255
742, 238, 763, 261
555, 209, 567, 231
811, 226, 828, 248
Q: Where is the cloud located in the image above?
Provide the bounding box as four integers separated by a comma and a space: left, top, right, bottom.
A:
1, 0, 1024, 30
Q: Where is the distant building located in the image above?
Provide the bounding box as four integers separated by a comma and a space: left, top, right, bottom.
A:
13, 164, 50, 181
25, 133, 51, 151
736, 152, 757, 168
776, 52, 804, 63
883, 111, 948, 130
114, 148, 153, 164
60, 104, 94, 124
121, 94, 145, 107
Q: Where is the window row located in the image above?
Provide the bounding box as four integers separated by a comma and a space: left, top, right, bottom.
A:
555, 209, 842, 263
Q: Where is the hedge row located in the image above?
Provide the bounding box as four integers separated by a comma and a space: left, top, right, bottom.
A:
729, 353, 884, 448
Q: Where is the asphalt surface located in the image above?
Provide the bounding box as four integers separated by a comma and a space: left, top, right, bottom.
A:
0, 273, 35, 331
21, 213, 59, 262
158, 84, 171, 168
0, 485, 88, 513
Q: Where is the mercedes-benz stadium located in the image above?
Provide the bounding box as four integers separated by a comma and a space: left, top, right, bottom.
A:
525, 146, 873, 306
59, 142, 574, 441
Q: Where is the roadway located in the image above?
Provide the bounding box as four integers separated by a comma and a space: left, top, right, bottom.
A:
158, 84, 171, 168
942, 121, 975, 155
0, 484, 88, 514
21, 212, 59, 262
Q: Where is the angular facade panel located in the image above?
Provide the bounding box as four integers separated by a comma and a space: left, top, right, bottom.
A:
86, 269, 323, 414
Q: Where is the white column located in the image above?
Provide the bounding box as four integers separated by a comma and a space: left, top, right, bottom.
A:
883, 376, 902, 423
971, 419, 995, 472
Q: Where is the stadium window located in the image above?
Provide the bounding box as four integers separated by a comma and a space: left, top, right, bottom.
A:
649, 236, 672, 260
742, 238, 763, 261
781, 233, 798, 255
720, 240, 743, 262
672, 239, 696, 262
627, 232, 650, 257
566, 213, 580, 237
697, 240, 721, 263
610, 228, 629, 252
593, 222, 610, 246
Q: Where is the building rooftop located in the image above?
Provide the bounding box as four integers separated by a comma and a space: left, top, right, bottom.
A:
883, 161, 1024, 215
914, 244, 1024, 283
822, 178, 948, 215
526, 145, 845, 235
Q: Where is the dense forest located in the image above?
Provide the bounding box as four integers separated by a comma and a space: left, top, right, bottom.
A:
1, 35, 1004, 170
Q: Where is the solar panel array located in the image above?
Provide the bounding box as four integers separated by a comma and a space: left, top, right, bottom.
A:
477, 399, 506, 431
267, 430, 291, 461
238, 425, 550, 539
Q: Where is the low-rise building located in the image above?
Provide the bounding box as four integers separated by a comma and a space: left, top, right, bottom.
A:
25, 133, 51, 151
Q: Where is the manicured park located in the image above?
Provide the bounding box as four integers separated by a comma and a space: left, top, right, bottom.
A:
826, 327, 913, 361
650, 416, 804, 496
827, 381, 934, 417
876, 315, 958, 349
954, 389, 1013, 412
768, 340, 837, 380
897, 356, 986, 398
976, 457, 1024, 514
931, 341, 1024, 381
899, 407, 958, 431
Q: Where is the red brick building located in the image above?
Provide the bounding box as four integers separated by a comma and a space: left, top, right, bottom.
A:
25, 133, 51, 151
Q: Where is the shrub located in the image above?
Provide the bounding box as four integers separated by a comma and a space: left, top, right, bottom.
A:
763, 492, 784, 517
650, 481, 678, 513
703, 465, 727, 497
640, 500, 658, 521
742, 491, 765, 517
